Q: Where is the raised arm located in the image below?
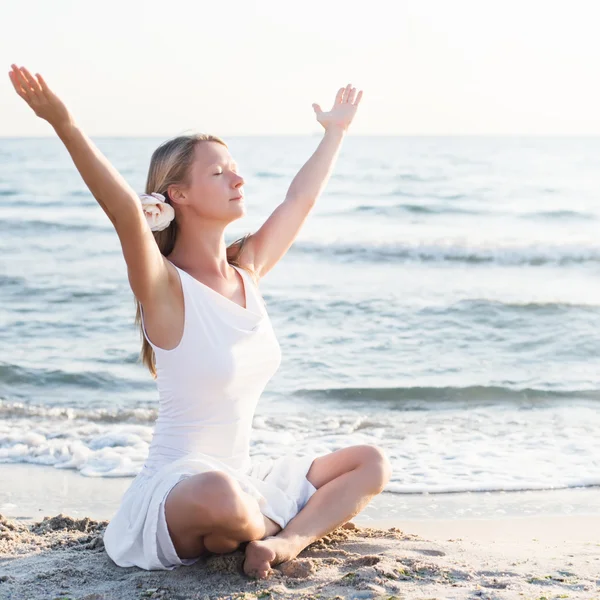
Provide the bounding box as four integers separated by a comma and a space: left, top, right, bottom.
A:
243, 83, 363, 279
8, 64, 171, 306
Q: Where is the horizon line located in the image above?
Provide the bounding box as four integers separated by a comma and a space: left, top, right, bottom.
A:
3, 133, 600, 139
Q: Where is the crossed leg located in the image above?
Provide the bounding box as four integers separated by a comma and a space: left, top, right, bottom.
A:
164, 471, 279, 560
243, 444, 392, 578
163, 444, 390, 577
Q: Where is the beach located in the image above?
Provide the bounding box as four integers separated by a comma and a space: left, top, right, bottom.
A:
2, 464, 600, 599
2, 135, 600, 597
2, 511, 599, 599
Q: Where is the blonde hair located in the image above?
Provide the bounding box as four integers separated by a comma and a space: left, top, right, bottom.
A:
134, 133, 254, 378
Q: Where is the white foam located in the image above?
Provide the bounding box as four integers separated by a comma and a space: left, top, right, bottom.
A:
2, 400, 599, 493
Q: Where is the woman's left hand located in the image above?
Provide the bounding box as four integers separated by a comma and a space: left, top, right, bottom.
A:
313, 84, 363, 133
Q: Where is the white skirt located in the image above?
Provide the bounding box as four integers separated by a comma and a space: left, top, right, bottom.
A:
103, 453, 318, 571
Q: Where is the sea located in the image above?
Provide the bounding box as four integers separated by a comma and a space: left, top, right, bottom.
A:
1, 135, 600, 507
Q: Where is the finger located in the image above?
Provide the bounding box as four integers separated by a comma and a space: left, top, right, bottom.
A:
354, 90, 363, 106
312, 103, 323, 115
13, 65, 33, 96
8, 70, 28, 99
11, 65, 34, 101
342, 84, 352, 103
20, 66, 43, 97
36, 72, 50, 93
347, 87, 357, 104
335, 87, 345, 104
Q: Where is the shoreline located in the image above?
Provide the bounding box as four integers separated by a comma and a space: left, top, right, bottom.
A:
2, 462, 600, 524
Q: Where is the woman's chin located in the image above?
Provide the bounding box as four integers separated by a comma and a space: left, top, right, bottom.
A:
227, 204, 246, 222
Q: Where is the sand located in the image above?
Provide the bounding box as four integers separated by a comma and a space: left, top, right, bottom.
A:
1, 512, 599, 600
2, 465, 600, 599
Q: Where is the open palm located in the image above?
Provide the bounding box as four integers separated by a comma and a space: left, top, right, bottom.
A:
8, 64, 71, 129
313, 84, 363, 132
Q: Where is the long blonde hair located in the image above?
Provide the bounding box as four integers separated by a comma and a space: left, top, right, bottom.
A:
134, 133, 254, 378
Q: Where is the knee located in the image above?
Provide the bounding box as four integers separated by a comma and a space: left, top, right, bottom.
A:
194, 472, 261, 530
190, 472, 245, 522
357, 445, 392, 493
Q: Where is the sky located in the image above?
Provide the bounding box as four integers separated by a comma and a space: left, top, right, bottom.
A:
2, 0, 600, 136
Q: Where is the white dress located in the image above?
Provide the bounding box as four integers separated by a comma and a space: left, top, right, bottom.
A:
103, 261, 318, 571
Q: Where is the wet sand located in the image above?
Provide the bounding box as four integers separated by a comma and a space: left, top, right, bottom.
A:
2, 464, 600, 599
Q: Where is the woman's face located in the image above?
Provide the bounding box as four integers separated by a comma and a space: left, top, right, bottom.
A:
174, 141, 245, 222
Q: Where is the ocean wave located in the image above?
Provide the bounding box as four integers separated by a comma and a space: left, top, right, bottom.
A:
291, 240, 600, 266
421, 298, 600, 315
393, 173, 448, 183
0, 275, 25, 288
292, 385, 600, 405
0, 363, 141, 392
11, 198, 93, 209
2, 397, 599, 491
354, 205, 596, 220
521, 209, 596, 220
254, 171, 286, 179
2, 399, 600, 493
386, 480, 600, 494
354, 203, 480, 216
0, 400, 157, 424
0, 219, 101, 234
268, 296, 599, 328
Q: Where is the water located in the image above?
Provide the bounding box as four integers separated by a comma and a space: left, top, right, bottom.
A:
1, 136, 600, 495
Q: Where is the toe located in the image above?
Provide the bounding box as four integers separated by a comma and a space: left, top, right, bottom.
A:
243, 540, 277, 579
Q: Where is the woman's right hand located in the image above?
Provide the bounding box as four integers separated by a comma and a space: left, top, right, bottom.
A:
8, 64, 73, 130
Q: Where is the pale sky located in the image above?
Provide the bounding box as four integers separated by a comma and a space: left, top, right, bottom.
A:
3, 0, 600, 136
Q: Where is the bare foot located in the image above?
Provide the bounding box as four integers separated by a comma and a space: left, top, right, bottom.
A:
243, 536, 299, 579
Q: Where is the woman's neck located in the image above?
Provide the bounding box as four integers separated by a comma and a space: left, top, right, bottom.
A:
168, 219, 232, 277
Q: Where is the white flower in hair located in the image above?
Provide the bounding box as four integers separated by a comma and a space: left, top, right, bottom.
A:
139, 192, 175, 232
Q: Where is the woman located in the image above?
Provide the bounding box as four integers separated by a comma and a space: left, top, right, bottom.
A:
8, 64, 391, 579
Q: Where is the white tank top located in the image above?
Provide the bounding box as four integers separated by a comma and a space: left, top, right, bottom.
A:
139, 261, 282, 475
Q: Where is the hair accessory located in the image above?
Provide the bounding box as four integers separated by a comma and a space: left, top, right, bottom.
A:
139, 192, 175, 231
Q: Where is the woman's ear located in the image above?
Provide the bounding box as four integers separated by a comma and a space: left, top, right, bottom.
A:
167, 185, 185, 206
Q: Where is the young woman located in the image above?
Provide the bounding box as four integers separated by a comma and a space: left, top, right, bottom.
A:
8, 64, 391, 579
